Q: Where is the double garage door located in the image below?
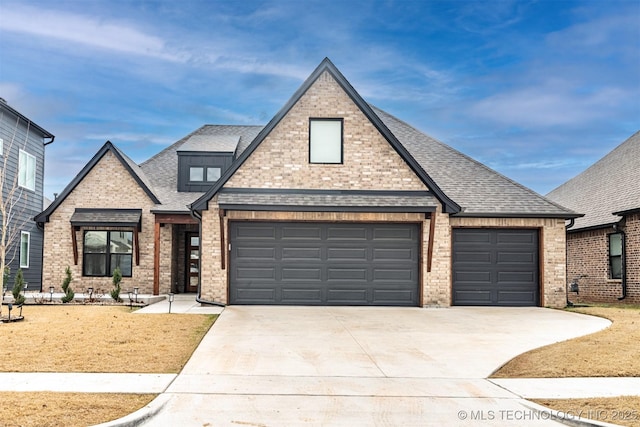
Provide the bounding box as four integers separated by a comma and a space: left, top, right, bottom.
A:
228, 223, 540, 307
452, 228, 540, 306
229, 222, 420, 306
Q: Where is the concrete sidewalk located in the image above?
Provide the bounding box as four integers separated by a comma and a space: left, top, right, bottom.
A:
133, 294, 224, 315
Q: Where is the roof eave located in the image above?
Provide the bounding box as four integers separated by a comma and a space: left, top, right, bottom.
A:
452, 212, 584, 219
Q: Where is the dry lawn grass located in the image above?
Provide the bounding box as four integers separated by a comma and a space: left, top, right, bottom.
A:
492, 305, 640, 378
0, 305, 216, 426
494, 305, 640, 426
533, 396, 640, 427
0, 392, 156, 427
0, 305, 216, 373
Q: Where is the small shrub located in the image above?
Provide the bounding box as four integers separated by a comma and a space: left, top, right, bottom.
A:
110, 267, 122, 303
61, 266, 74, 303
12, 269, 26, 306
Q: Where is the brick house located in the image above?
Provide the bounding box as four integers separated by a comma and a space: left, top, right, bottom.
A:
547, 131, 640, 304
1, 98, 55, 290
36, 59, 577, 307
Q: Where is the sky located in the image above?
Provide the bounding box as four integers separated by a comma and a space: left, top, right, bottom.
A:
0, 0, 638, 199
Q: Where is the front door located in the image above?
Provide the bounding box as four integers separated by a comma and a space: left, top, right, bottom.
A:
186, 233, 199, 293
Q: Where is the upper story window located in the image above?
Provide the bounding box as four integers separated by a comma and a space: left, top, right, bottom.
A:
189, 166, 222, 183
609, 232, 624, 279
18, 149, 36, 191
309, 118, 343, 164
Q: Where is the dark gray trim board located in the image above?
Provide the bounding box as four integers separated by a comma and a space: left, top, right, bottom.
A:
219, 188, 434, 197
218, 204, 436, 213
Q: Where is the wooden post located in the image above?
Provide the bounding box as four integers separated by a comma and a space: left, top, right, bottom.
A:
71, 225, 78, 265
153, 220, 160, 295
427, 211, 436, 273
219, 209, 226, 270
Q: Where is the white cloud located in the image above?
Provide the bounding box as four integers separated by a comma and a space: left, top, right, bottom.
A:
468, 85, 629, 127
0, 5, 188, 62
85, 132, 175, 146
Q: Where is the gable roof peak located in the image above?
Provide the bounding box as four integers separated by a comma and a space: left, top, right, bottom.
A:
34, 140, 160, 224
191, 58, 461, 213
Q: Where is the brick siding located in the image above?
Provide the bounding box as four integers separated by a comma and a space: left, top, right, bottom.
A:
567, 213, 640, 304
42, 151, 160, 295
199, 71, 568, 308
225, 71, 428, 192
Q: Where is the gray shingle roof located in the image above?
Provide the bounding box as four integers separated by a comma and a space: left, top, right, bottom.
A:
70, 208, 142, 227
178, 134, 240, 153
546, 131, 640, 231
139, 125, 262, 212
217, 190, 438, 212
373, 107, 576, 217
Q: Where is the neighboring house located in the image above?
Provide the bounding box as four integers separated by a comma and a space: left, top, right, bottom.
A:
547, 132, 640, 304
36, 59, 577, 307
0, 98, 55, 291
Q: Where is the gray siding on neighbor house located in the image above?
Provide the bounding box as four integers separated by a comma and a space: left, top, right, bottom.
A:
0, 101, 52, 291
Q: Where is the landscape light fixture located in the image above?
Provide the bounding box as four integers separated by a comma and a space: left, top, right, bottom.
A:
7, 303, 12, 321
87, 287, 94, 302
133, 287, 139, 303
168, 293, 174, 314
128, 291, 133, 310
49, 286, 54, 302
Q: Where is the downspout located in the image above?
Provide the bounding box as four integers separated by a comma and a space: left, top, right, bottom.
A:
565, 218, 575, 306
44, 135, 55, 145
190, 208, 226, 307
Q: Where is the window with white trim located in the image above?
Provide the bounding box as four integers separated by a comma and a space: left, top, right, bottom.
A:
18, 150, 36, 191
20, 231, 30, 268
0, 138, 3, 156
309, 119, 343, 164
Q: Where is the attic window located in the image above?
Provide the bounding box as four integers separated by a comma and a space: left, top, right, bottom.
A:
190, 167, 204, 182
309, 119, 343, 164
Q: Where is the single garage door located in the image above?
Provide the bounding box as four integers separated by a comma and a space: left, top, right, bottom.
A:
452, 228, 539, 306
229, 222, 420, 306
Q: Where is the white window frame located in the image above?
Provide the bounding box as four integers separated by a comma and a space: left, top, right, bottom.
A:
18, 150, 36, 191
309, 118, 343, 164
0, 138, 3, 156
20, 231, 30, 268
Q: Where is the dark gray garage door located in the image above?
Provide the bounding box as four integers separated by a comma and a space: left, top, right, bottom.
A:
229, 222, 420, 306
452, 229, 539, 306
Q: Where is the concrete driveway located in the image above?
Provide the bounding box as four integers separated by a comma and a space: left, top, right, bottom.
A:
145, 306, 610, 426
